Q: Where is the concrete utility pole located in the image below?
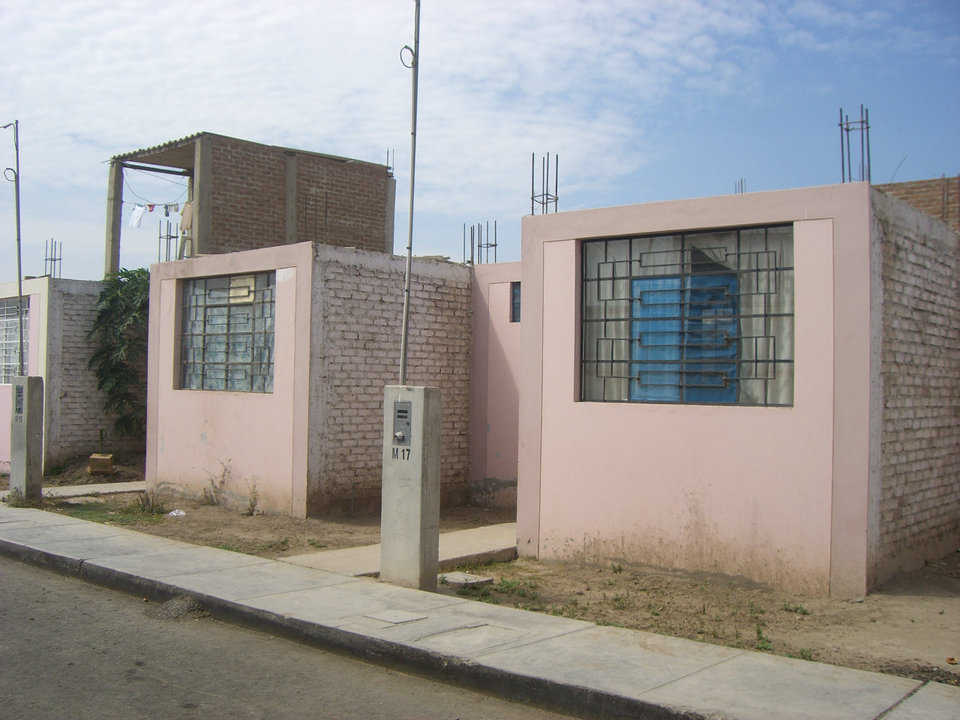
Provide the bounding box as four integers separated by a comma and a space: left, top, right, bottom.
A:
2, 120, 24, 375
381, 1, 441, 593
398, 0, 420, 385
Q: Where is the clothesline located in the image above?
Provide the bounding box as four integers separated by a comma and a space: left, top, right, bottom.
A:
129, 201, 191, 229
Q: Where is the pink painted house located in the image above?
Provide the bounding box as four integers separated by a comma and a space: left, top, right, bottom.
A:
146, 241, 473, 516
516, 182, 959, 598
142, 179, 957, 598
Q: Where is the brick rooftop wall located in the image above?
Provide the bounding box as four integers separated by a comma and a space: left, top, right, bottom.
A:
874, 176, 960, 235
208, 135, 286, 254
296, 152, 390, 252
308, 245, 471, 514
208, 135, 391, 256
873, 190, 960, 581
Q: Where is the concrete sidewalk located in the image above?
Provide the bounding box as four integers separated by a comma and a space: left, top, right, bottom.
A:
0, 503, 956, 720
282, 522, 517, 576
0, 480, 146, 503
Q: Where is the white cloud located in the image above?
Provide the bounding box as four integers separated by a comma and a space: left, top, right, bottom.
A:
0, 0, 956, 280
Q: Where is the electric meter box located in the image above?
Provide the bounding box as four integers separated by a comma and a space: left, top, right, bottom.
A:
10, 376, 43, 504
380, 385, 441, 590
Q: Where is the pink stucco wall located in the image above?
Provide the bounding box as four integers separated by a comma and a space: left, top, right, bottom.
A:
470, 263, 522, 508
1, 284, 45, 474
518, 183, 874, 596
146, 243, 313, 516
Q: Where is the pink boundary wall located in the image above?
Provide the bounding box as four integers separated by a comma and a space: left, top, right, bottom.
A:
471, 263, 522, 507
1, 283, 45, 474
146, 242, 313, 516
518, 183, 874, 597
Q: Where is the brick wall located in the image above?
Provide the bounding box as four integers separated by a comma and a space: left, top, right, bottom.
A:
208, 135, 286, 254
207, 135, 392, 256
295, 152, 391, 252
307, 245, 471, 514
874, 176, 960, 235
873, 189, 960, 582
46, 281, 144, 466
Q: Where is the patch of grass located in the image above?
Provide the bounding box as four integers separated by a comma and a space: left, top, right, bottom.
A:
215, 536, 291, 555
135, 491, 168, 515
306, 539, 327, 549
54, 499, 164, 526
495, 578, 539, 600
612, 594, 632, 610
790, 648, 815, 661
782, 601, 811, 615
611, 562, 624, 574
243, 482, 259, 517
755, 623, 773, 651
457, 584, 495, 602
4, 487, 37, 508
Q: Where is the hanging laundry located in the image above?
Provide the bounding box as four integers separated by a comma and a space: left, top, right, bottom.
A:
163, 203, 179, 217
129, 204, 146, 228
180, 201, 194, 232
147, 204, 156, 212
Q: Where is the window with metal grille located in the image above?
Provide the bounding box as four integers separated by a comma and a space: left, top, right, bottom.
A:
581, 225, 794, 406
0, 297, 29, 384
510, 281, 521, 323
180, 272, 275, 392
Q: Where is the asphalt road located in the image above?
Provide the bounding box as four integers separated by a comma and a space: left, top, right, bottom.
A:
0, 556, 573, 719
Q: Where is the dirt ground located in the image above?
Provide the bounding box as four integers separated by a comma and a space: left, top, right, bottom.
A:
45, 493, 515, 558
0, 452, 145, 491
436, 553, 960, 687
5, 459, 958, 687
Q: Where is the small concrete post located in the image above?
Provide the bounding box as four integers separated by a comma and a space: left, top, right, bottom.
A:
9, 376, 43, 504
380, 385, 441, 590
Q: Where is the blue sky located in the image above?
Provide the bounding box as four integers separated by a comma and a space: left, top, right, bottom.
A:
0, 0, 957, 282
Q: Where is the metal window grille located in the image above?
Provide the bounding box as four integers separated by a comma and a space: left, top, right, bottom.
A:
0, 297, 29, 384
180, 272, 275, 393
510, 281, 521, 323
581, 225, 794, 406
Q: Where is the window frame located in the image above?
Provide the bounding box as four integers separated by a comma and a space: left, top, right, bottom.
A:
510, 281, 521, 323
0, 296, 29, 384
179, 270, 276, 393
579, 224, 795, 407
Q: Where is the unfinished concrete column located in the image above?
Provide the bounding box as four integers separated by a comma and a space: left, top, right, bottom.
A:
284, 151, 298, 244
103, 160, 123, 277
384, 174, 397, 254
192, 135, 213, 255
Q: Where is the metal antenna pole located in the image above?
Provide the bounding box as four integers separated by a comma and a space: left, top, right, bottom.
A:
839, 108, 845, 183
398, 0, 420, 385
3, 120, 24, 375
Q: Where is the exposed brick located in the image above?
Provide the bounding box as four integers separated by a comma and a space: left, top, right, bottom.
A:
307, 246, 471, 514
875, 177, 960, 235
874, 191, 960, 571
207, 135, 391, 256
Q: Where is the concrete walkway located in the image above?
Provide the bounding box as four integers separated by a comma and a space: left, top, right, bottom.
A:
0, 480, 145, 503
283, 522, 517, 576
0, 503, 956, 720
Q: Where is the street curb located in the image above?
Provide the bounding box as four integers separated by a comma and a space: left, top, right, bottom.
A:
0, 537, 703, 720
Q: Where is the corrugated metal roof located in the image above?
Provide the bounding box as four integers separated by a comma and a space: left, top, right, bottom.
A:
111, 132, 205, 164
110, 132, 391, 173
